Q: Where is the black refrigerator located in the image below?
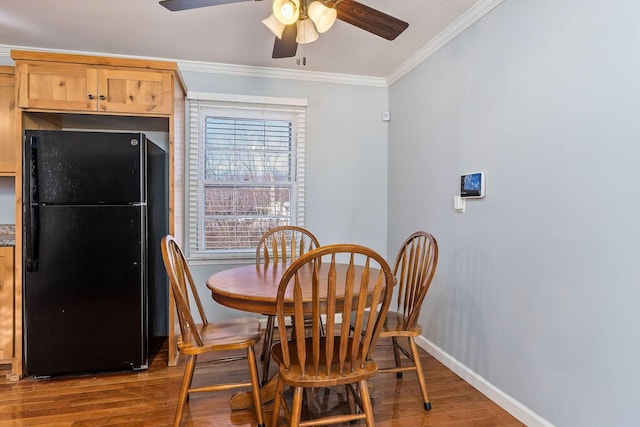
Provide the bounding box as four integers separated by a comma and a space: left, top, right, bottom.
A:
22, 130, 168, 377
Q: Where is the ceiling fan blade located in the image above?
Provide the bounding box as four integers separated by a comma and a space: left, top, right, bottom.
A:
334, 0, 409, 41
159, 0, 255, 12
272, 24, 298, 59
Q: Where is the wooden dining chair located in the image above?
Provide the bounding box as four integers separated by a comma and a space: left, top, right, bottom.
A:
375, 231, 439, 411
255, 225, 320, 385
161, 235, 265, 427
270, 244, 395, 427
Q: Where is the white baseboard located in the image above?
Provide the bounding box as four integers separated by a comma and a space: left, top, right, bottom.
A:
415, 336, 554, 427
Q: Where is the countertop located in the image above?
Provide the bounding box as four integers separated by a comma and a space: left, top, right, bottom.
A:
0, 224, 15, 246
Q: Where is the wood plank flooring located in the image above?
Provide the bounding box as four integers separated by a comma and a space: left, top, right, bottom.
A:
0, 337, 524, 426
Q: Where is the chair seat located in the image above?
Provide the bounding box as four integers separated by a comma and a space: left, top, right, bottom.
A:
178, 317, 262, 355
379, 311, 423, 337
271, 336, 379, 388
351, 310, 423, 338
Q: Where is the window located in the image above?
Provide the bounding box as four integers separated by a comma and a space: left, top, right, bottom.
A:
186, 94, 307, 261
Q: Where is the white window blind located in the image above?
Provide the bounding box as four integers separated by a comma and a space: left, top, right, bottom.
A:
186, 96, 306, 260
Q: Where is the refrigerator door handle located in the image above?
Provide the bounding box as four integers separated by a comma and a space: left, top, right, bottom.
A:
26, 136, 40, 272
26, 205, 40, 272
29, 135, 39, 204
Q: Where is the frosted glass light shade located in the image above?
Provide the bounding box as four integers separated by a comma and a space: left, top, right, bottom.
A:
273, 0, 300, 25
296, 18, 319, 44
262, 14, 286, 38
308, 1, 337, 33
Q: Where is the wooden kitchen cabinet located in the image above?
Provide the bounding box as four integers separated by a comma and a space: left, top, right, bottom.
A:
14, 51, 173, 115
0, 66, 16, 175
0, 246, 14, 363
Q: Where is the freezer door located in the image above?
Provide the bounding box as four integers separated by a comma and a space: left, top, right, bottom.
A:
24, 130, 145, 204
24, 205, 147, 376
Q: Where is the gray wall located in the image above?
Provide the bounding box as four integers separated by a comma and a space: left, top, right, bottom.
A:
180, 71, 390, 319
388, 0, 640, 425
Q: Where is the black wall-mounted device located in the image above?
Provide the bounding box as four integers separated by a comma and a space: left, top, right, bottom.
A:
460, 172, 485, 198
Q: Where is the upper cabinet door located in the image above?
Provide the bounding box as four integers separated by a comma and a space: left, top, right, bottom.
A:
0, 69, 16, 175
17, 62, 97, 111
97, 69, 172, 115
17, 62, 173, 115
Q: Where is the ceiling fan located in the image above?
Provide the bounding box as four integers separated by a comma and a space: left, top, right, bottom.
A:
159, 0, 409, 59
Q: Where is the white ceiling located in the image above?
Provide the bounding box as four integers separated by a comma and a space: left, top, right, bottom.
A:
0, 0, 489, 79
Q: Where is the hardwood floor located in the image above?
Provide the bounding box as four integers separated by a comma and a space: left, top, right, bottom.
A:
0, 337, 524, 426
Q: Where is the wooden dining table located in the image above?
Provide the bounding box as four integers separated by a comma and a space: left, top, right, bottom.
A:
206, 261, 382, 410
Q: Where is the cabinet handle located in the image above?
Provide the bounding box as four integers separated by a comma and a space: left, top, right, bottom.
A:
88, 94, 94, 100
99, 95, 106, 101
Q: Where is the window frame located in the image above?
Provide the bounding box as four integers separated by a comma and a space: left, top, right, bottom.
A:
185, 92, 307, 262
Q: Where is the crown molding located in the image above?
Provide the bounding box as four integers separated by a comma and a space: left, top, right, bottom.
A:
386, 0, 505, 86
177, 59, 388, 87
0, 46, 13, 65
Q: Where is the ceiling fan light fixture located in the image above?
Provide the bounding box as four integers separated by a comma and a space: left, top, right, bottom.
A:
273, 0, 300, 25
296, 18, 319, 44
262, 14, 286, 38
307, 1, 337, 33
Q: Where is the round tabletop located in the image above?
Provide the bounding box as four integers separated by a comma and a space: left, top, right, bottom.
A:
206, 262, 379, 316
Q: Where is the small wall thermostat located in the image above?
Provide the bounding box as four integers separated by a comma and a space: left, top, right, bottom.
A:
460, 172, 485, 198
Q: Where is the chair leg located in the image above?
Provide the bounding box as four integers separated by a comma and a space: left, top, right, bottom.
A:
271, 375, 284, 427
246, 346, 266, 427
174, 354, 197, 427
392, 336, 403, 378
346, 384, 356, 416
261, 315, 275, 385
291, 387, 304, 427
358, 379, 375, 427
261, 315, 274, 361
408, 336, 431, 410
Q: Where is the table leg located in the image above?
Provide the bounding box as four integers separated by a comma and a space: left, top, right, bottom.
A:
230, 374, 278, 410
